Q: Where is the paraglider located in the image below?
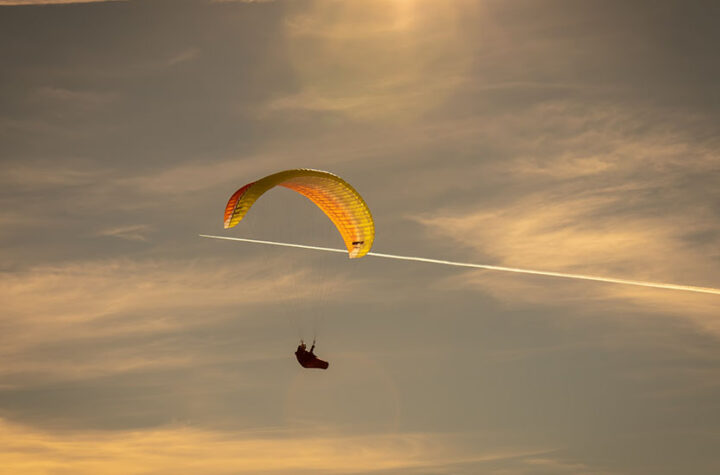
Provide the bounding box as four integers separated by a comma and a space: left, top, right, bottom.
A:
295, 340, 329, 370
223, 169, 374, 370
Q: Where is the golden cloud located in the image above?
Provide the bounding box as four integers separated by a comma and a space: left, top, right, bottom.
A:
0, 256, 361, 379
0, 418, 553, 475
268, 0, 473, 122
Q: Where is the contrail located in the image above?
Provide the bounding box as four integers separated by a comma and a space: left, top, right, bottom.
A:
199, 235, 720, 296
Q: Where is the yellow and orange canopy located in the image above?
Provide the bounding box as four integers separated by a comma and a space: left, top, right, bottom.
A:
223, 169, 374, 258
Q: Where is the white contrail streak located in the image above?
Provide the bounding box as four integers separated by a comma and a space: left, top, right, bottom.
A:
199, 235, 720, 296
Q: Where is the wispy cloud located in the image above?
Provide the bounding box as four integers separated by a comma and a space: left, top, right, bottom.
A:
0, 256, 363, 378
414, 183, 720, 317
33, 86, 117, 106
0, 419, 554, 475
265, 1, 471, 122
116, 155, 284, 195
0, 0, 124, 4
164, 47, 200, 67
410, 105, 720, 330
0, 162, 105, 189
211, 0, 276, 3
95, 224, 152, 241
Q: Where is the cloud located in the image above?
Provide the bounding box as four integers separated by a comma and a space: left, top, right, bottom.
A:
405, 99, 720, 332
413, 174, 720, 318
0, 255, 363, 379
211, 0, 276, 3
33, 86, 117, 107
95, 224, 152, 241
116, 155, 284, 195
0, 418, 556, 475
0, 162, 104, 189
0, 0, 123, 4
265, 0, 472, 122
165, 47, 200, 66
0, 257, 347, 326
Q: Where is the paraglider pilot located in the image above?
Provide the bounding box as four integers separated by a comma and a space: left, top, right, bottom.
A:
295, 340, 329, 370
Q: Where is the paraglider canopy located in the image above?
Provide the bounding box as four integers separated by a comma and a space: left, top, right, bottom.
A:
223, 169, 374, 258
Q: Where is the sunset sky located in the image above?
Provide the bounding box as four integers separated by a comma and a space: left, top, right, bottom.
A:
1, 1, 719, 474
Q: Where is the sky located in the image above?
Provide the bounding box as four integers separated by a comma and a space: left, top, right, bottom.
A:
1, 0, 719, 473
